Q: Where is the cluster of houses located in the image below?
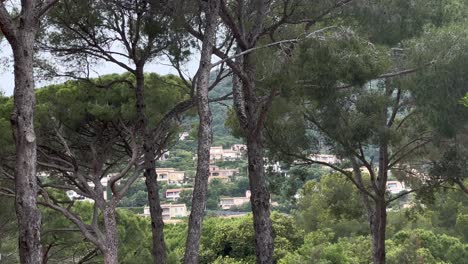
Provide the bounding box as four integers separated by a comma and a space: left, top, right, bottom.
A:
141, 189, 252, 222
209, 144, 247, 162
64, 146, 413, 222
143, 204, 188, 223
154, 165, 240, 185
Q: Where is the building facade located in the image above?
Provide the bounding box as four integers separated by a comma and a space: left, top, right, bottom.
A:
165, 188, 193, 201
309, 154, 341, 164
386, 181, 407, 194
155, 168, 186, 184
209, 144, 247, 162
208, 165, 239, 183
143, 203, 188, 221
219, 190, 251, 210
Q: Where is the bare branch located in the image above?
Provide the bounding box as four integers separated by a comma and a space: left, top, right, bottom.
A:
0, 3, 17, 43
454, 179, 468, 195
36, 0, 59, 18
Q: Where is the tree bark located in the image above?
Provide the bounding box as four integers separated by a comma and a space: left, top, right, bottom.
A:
369, 199, 387, 264
370, 96, 390, 264
183, 1, 219, 263
135, 67, 167, 264
235, 52, 275, 264
11, 31, 43, 264
246, 135, 274, 264
0, 2, 58, 262
145, 167, 166, 263
102, 203, 119, 264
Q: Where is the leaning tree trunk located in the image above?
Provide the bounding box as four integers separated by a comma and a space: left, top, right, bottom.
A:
11, 31, 43, 264
135, 67, 167, 263
369, 198, 387, 264
102, 203, 119, 264
184, 1, 219, 263
246, 134, 274, 264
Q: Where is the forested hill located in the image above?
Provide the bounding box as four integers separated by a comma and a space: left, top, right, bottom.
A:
209, 74, 236, 141
181, 73, 241, 147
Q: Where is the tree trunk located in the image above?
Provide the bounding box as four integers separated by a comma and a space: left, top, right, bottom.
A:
369, 199, 387, 264
246, 136, 274, 264
236, 51, 275, 263
145, 167, 167, 263
371, 103, 389, 264
134, 67, 167, 264
102, 204, 119, 264
183, 1, 218, 263
11, 31, 43, 264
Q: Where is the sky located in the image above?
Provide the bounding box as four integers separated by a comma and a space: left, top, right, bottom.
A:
0, 42, 200, 96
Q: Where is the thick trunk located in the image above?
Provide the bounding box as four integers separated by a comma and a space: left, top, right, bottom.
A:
238, 51, 275, 263
369, 200, 387, 264
135, 68, 167, 263
11, 32, 43, 264
102, 204, 119, 264
246, 136, 274, 264
183, 1, 218, 263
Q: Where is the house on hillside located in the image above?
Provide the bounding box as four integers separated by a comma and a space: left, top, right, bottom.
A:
208, 165, 239, 183
179, 132, 190, 141
66, 174, 119, 202
309, 154, 341, 164
219, 191, 251, 210
165, 188, 193, 201
155, 168, 185, 184
386, 181, 407, 194
209, 144, 247, 162
156, 151, 170, 161
143, 203, 188, 221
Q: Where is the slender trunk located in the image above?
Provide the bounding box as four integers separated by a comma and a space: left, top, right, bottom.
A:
11, 31, 43, 264
41, 243, 53, 264
372, 99, 389, 264
369, 199, 387, 264
246, 136, 274, 264
145, 167, 166, 263
102, 203, 119, 264
184, 1, 218, 263
134, 67, 167, 264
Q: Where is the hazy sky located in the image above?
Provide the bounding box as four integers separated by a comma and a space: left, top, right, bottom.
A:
0, 43, 200, 96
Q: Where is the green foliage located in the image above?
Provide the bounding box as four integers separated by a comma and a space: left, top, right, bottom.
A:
294, 173, 368, 237
291, 29, 389, 95
198, 213, 304, 263
401, 23, 468, 137
348, 0, 467, 46
206, 178, 250, 210
39, 202, 152, 263
280, 230, 372, 264
387, 229, 468, 264
0, 95, 14, 157
178, 189, 193, 209
158, 149, 196, 172
268, 165, 328, 211
280, 229, 468, 264
35, 73, 187, 132
116, 209, 153, 263
0, 196, 18, 264
41, 204, 99, 263
424, 187, 468, 242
